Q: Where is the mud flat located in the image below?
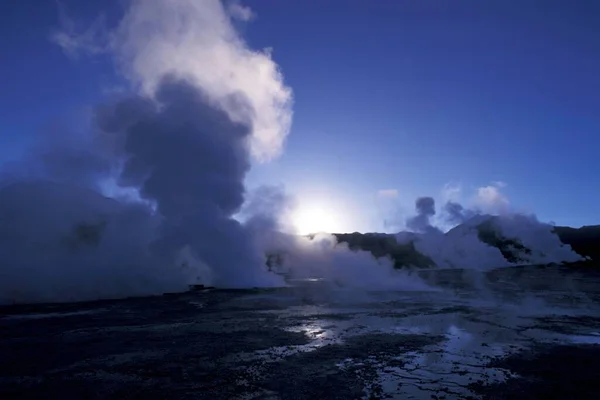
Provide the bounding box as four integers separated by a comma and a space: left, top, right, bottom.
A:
1, 265, 600, 399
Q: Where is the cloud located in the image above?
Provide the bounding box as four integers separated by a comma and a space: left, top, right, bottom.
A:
255, 232, 432, 290
406, 197, 440, 233
441, 182, 462, 202
473, 183, 510, 214
389, 182, 512, 232
377, 189, 399, 199
1, 0, 429, 305
52, 0, 292, 161
111, 0, 292, 161
227, 1, 256, 21
415, 197, 435, 216
98, 77, 283, 288
0, 0, 298, 304
50, 1, 109, 59
398, 185, 582, 270
442, 201, 463, 222
438, 182, 509, 226
388, 180, 581, 270
241, 184, 297, 235
0, 73, 290, 304
443, 201, 476, 225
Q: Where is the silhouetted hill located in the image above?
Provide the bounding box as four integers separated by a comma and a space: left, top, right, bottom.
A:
474, 218, 532, 263
553, 225, 600, 262
333, 223, 600, 269
335, 232, 435, 269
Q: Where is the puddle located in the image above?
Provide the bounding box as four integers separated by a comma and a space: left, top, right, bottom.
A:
1, 309, 107, 320
567, 332, 600, 345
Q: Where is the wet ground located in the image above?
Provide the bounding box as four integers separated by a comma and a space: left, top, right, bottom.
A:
1, 265, 600, 399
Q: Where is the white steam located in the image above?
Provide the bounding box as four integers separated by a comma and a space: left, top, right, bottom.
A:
111, 0, 292, 160
1, 0, 423, 305
243, 187, 429, 291
260, 232, 431, 291
396, 189, 583, 270
1, 1, 583, 306
54, 0, 292, 160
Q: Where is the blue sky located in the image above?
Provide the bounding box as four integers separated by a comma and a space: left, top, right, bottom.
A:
1, 0, 599, 231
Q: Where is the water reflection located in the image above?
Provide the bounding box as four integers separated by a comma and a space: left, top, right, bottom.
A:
244, 276, 600, 398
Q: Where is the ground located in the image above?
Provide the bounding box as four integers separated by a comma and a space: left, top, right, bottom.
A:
2, 266, 600, 399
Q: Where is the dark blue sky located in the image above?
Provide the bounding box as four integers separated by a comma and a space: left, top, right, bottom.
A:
1, 0, 599, 231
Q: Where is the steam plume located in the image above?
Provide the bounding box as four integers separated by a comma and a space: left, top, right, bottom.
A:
1, 0, 422, 304
399, 189, 583, 270
0, 0, 292, 303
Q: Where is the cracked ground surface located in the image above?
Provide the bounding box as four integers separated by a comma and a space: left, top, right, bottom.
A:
1, 265, 600, 399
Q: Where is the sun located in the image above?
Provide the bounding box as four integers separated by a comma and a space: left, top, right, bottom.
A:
291, 206, 340, 235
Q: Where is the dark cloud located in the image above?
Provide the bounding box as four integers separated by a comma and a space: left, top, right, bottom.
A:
0, 180, 164, 304
102, 77, 252, 219
407, 197, 439, 233
0, 121, 112, 191
443, 201, 476, 225
415, 197, 435, 216
0, 77, 283, 304
103, 77, 281, 288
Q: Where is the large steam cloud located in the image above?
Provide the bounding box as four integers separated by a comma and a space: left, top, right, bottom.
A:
396, 187, 583, 270
0, 1, 583, 305
52, 0, 292, 160
1, 0, 426, 304
1, 0, 293, 304
0, 74, 288, 304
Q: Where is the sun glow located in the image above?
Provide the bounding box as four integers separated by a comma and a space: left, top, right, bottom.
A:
291, 206, 341, 235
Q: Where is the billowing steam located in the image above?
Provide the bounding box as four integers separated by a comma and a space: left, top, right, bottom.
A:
112, 0, 292, 160
241, 187, 428, 290
398, 193, 583, 270
0, 0, 424, 304
1, 0, 293, 304
406, 197, 439, 234
0, 1, 583, 305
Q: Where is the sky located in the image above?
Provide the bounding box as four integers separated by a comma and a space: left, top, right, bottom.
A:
1, 0, 599, 232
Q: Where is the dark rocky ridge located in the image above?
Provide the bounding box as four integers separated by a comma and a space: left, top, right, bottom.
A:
553, 225, 600, 262
332, 223, 600, 269
475, 218, 532, 263
334, 232, 435, 269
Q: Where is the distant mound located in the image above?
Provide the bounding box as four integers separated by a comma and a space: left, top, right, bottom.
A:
553, 225, 600, 262
334, 232, 435, 269
333, 215, 596, 269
